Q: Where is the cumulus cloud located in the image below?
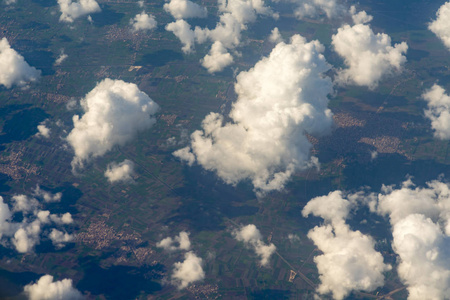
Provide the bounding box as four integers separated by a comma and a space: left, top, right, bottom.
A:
130, 11, 157, 32
171, 251, 205, 289
36, 124, 51, 139
166, 20, 196, 54
0, 38, 40, 89
49, 229, 75, 249
429, 2, 450, 51
66, 79, 159, 170
24, 275, 83, 300
233, 224, 276, 266
174, 35, 333, 193
302, 191, 391, 300
332, 22, 408, 89
200, 41, 234, 73
54, 51, 68, 66
422, 84, 450, 140
57, 0, 101, 23
349, 6, 372, 25
104, 159, 135, 183
289, 0, 345, 20
269, 27, 283, 43
33, 186, 62, 203
164, 0, 207, 19
157, 231, 191, 251
372, 178, 450, 300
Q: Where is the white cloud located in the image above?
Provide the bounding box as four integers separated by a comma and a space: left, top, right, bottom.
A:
332, 23, 408, 89
429, 2, 450, 51
233, 224, 276, 266
130, 11, 157, 32
4, 0, 16, 5
174, 35, 333, 193
36, 124, 51, 139
349, 6, 372, 25
137, 0, 144, 7
0, 38, 40, 89
269, 27, 283, 43
33, 186, 62, 203
12, 220, 42, 253
288, 0, 345, 20
371, 178, 450, 299
171, 251, 205, 289
66, 79, 159, 170
157, 231, 191, 251
54, 51, 68, 66
164, 0, 207, 19
104, 159, 135, 183
49, 229, 74, 248
422, 84, 450, 140
303, 192, 390, 300
24, 275, 83, 300
166, 20, 196, 54
57, 0, 101, 23
12, 195, 39, 213
200, 41, 234, 73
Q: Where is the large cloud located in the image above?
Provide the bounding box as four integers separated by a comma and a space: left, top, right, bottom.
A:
233, 224, 276, 266
130, 11, 157, 32
0, 38, 40, 89
371, 178, 450, 299
164, 0, 207, 19
66, 79, 159, 170
24, 275, 83, 300
429, 2, 450, 51
332, 22, 408, 89
302, 191, 390, 300
157, 231, 191, 251
174, 35, 333, 193
171, 251, 205, 289
422, 84, 450, 140
57, 0, 101, 23
104, 159, 135, 183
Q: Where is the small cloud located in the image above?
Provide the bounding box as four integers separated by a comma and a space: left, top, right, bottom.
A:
201, 41, 234, 73
422, 84, 450, 140
268, 27, 283, 43
171, 251, 205, 289
49, 229, 74, 249
58, 0, 101, 23
36, 123, 51, 139
157, 231, 191, 251
24, 275, 83, 300
130, 11, 157, 32
104, 159, 135, 183
233, 224, 276, 266
33, 185, 62, 203
54, 50, 68, 66
163, 0, 207, 19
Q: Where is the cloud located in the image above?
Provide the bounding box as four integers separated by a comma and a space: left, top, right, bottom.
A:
57, 0, 101, 23
12, 220, 42, 253
349, 6, 372, 25
33, 186, 62, 203
12, 194, 39, 213
429, 2, 450, 51
66, 79, 159, 170
104, 159, 135, 183
171, 251, 205, 289
130, 11, 157, 32
0, 38, 40, 89
49, 229, 75, 249
174, 35, 333, 193
371, 178, 450, 299
269, 27, 283, 43
157, 231, 191, 251
289, 0, 345, 20
166, 20, 196, 54
332, 22, 408, 89
164, 0, 207, 19
200, 41, 234, 73
303, 192, 390, 300
54, 51, 68, 66
422, 84, 450, 140
36, 124, 51, 139
24, 275, 83, 300
233, 224, 276, 266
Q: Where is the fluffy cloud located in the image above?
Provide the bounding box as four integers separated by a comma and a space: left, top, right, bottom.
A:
289, 0, 345, 20
429, 2, 450, 51
54, 51, 68, 66
157, 231, 191, 251
171, 251, 205, 289
104, 159, 135, 183
24, 275, 83, 300
233, 224, 276, 266
349, 6, 372, 25
268, 27, 283, 43
174, 35, 333, 193
49, 229, 75, 249
0, 38, 40, 89
303, 191, 391, 300
200, 41, 234, 73
66, 79, 159, 170
369, 178, 450, 300
166, 20, 196, 53
422, 84, 450, 140
164, 0, 207, 19
33, 186, 62, 203
36, 124, 51, 139
130, 11, 157, 32
57, 0, 101, 23
332, 22, 408, 89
